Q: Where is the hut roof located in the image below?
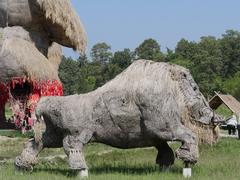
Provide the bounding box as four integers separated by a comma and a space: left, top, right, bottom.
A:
209, 92, 240, 115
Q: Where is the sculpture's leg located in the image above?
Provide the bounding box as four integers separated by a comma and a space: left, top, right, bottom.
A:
63, 135, 89, 178
15, 122, 63, 172
155, 142, 175, 169
15, 139, 43, 171
174, 125, 199, 164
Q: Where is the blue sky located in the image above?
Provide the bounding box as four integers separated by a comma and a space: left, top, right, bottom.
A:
64, 0, 240, 58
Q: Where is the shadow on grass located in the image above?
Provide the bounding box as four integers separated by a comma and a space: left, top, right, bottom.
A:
34, 168, 79, 177
34, 164, 182, 177
90, 164, 182, 175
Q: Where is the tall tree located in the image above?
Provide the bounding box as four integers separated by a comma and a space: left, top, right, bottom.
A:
175, 39, 199, 60
91, 42, 112, 64
220, 30, 240, 78
77, 54, 88, 68
111, 48, 133, 69
135, 38, 164, 61
223, 71, 240, 100
59, 56, 79, 95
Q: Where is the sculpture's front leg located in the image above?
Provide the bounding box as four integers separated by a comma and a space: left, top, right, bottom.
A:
15, 139, 43, 171
63, 130, 92, 178
174, 126, 199, 164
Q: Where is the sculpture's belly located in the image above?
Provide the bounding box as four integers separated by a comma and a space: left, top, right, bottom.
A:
94, 129, 154, 149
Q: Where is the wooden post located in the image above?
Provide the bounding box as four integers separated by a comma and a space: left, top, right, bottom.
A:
183, 162, 191, 178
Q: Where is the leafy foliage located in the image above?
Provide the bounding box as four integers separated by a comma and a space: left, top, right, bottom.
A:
135, 38, 164, 61
91, 42, 112, 64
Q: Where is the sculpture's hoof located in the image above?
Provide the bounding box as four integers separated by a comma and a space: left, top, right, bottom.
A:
69, 149, 88, 170
77, 169, 88, 179
175, 147, 198, 164
14, 156, 34, 172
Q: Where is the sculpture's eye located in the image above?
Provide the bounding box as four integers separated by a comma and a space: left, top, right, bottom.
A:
193, 87, 197, 91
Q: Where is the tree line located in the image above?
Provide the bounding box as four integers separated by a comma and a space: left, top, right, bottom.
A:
59, 30, 240, 100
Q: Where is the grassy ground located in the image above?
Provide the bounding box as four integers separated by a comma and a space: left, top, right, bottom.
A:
0, 136, 240, 180
216, 104, 233, 119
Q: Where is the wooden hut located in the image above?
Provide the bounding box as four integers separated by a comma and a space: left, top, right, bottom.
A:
209, 92, 240, 116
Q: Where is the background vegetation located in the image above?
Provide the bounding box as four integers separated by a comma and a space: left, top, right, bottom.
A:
59, 30, 240, 100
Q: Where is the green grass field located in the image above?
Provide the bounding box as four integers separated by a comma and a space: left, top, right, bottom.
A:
0, 135, 240, 180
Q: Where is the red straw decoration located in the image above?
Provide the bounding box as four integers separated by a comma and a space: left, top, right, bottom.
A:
0, 77, 63, 129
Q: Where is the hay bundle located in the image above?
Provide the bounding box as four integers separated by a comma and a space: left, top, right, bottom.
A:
181, 110, 218, 145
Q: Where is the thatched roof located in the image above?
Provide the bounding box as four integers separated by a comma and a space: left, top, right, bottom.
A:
37, 0, 87, 54
209, 92, 240, 115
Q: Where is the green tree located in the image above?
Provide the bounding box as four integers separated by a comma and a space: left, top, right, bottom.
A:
175, 39, 199, 60
223, 72, 240, 100
220, 30, 240, 78
77, 54, 88, 68
59, 56, 79, 95
111, 48, 133, 69
91, 42, 112, 64
190, 36, 223, 97
135, 38, 164, 61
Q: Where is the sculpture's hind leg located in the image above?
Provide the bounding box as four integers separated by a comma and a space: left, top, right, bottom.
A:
15, 139, 43, 171
156, 142, 175, 168
174, 125, 199, 164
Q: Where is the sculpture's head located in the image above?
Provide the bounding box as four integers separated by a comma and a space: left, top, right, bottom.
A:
173, 67, 222, 145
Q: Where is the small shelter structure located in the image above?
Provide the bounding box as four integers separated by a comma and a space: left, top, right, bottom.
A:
209, 92, 240, 116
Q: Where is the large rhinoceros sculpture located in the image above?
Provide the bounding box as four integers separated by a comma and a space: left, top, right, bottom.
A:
15, 60, 220, 177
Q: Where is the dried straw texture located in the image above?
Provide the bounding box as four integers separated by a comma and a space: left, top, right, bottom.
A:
37, 0, 87, 54
47, 42, 62, 70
